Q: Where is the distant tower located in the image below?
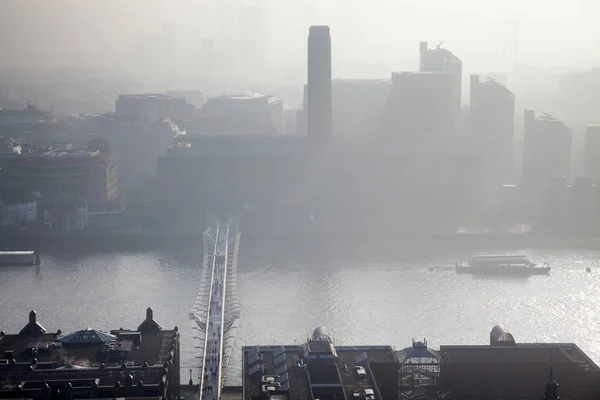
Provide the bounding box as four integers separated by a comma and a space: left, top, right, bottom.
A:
543, 366, 559, 400
470, 74, 516, 186
419, 41, 463, 132
307, 25, 332, 144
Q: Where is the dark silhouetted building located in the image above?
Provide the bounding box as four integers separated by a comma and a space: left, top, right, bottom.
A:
0, 308, 180, 400
470, 74, 516, 187
242, 327, 398, 400
307, 25, 332, 144
0, 141, 117, 203
0, 103, 62, 148
440, 326, 600, 400
243, 325, 600, 400
0, 102, 56, 127
523, 110, 572, 186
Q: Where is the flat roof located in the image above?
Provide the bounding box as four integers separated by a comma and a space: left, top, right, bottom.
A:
118, 94, 182, 101
392, 71, 452, 75
40, 149, 96, 158
216, 92, 267, 100
0, 251, 35, 256
439, 344, 589, 364
242, 344, 396, 400
332, 79, 392, 84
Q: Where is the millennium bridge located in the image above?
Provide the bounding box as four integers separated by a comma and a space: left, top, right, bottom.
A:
189, 216, 241, 400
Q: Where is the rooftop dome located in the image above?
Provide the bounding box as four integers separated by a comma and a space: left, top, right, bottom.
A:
312, 326, 332, 342
56, 328, 116, 344
396, 339, 440, 364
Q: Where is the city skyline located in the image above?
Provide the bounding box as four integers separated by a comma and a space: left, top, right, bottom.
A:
0, 0, 598, 75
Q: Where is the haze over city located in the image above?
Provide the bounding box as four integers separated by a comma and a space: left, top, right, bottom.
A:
2, 1, 600, 400
1, 0, 599, 75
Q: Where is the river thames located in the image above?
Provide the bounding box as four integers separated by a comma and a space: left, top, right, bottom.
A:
1, 239, 599, 385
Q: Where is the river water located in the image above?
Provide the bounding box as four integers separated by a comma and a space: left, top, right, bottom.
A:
1, 240, 599, 385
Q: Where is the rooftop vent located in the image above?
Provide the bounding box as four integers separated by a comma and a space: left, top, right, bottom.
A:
490, 325, 515, 346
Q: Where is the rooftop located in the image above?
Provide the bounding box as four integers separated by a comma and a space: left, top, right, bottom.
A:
439, 343, 592, 364
216, 92, 269, 101
0, 148, 106, 169
204, 92, 281, 105
0, 251, 36, 256
243, 336, 397, 400
0, 308, 177, 372
396, 339, 441, 364
118, 94, 182, 101
56, 328, 117, 345
0, 103, 53, 117
38, 149, 98, 158
332, 79, 392, 85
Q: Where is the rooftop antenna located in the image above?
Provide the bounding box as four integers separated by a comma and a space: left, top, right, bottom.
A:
436, 41, 444, 50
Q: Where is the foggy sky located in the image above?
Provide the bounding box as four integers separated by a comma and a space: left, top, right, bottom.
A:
0, 0, 598, 74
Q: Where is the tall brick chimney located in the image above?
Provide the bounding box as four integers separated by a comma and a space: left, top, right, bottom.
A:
307, 25, 332, 144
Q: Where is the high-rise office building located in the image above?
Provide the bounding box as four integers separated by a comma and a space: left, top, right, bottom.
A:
523, 110, 572, 185
470, 74, 516, 186
419, 42, 462, 132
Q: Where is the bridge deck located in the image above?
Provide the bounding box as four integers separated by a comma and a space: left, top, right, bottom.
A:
200, 224, 230, 400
